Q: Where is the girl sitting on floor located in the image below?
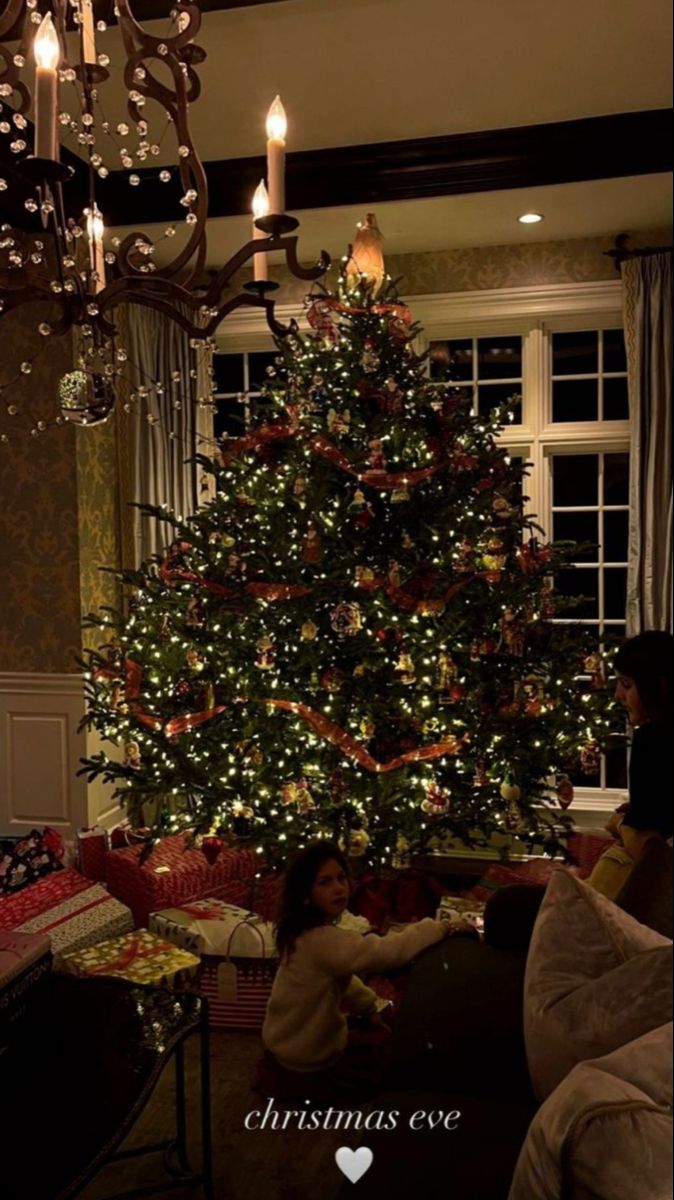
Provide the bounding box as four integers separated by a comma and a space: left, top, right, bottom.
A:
258, 839, 462, 1101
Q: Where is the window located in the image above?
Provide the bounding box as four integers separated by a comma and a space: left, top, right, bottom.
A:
552, 329, 629, 422
430, 334, 523, 423
212, 349, 277, 441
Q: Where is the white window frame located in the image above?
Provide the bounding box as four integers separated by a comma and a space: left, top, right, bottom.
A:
214, 280, 629, 828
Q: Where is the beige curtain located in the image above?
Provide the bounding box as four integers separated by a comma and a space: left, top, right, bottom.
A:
623, 252, 673, 634
123, 306, 213, 565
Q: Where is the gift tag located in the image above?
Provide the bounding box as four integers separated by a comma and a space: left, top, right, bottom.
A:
217, 962, 238, 1003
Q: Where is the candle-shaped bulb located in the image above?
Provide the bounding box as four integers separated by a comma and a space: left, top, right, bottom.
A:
266, 95, 287, 143
34, 14, 60, 70
252, 179, 270, 221
86, 203, 104, 243
252, 180, 270, 282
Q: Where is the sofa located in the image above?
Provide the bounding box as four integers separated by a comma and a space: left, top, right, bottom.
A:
342, 840, 673, 1200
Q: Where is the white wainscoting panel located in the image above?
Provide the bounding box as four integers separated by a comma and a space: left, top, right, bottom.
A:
0, 673, 122, 839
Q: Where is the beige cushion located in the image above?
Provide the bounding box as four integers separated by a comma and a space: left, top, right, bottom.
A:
509, 1024, 673, 1200
524, 870, 672, 1101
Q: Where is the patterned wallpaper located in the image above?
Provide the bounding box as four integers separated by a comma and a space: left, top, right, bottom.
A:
271, 227, 673, 303
0, 311, 80, 673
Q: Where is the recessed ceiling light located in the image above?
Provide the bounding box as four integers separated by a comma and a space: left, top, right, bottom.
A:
518, 212, 545, 224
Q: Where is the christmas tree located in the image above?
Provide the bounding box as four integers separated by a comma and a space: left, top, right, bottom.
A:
80, 251, 620, 868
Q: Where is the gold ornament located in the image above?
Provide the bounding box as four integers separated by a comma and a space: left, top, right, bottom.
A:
346, 213, 385, 294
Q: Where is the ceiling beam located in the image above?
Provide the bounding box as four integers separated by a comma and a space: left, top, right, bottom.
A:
97, 108, 674, 228
0, 0, 292, 42
1, 109, 671, 232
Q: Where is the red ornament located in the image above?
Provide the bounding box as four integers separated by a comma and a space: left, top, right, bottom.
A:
375, 629, 389, 642
201, 835, 223, 865
302, 522, 323, 563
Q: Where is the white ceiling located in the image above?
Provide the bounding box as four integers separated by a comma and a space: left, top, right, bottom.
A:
54, 0, 673, 253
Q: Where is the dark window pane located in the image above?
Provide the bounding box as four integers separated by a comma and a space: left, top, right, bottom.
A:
477, 384, 522, 423
553, 331, 598, 376
430, 339, 474, 382
248, 352, 278, 391
568, 762, 601, 788
606, 743, 628, 789
555, 569, 600, 618
553, 455, 598, 507
553, 379, 598, 422
213, 354, 244, 396
214, 396, 247, 439
605, 569, 628, 620
477, 336, 522, 380
604, 329, 627, 374
603, 377, 629, 421
604, 453, 630, 505
553, 512, 598, 562
604, 511, 629, 563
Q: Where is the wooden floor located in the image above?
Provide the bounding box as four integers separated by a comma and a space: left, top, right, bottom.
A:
81, 1031, 362, 1200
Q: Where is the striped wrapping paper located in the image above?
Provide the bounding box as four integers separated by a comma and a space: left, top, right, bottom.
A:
198, 956, 277, 1031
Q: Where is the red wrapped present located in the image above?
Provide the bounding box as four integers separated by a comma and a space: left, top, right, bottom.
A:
0, 930, 52, 1050
0, 868, 92, 931
463, 858, 560, 904
77, 827, 110, 883
249, 872, 283, 923
105, 834, 258, 928
0, 827, 66, 896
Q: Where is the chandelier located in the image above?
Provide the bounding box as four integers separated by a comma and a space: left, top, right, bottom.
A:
0, 0, 330, 432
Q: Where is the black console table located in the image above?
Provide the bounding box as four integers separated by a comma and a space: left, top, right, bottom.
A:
0, 973, 213, 1200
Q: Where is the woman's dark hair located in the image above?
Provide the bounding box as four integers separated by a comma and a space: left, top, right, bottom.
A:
274, 840, 351, 958
615, 631, 674, 724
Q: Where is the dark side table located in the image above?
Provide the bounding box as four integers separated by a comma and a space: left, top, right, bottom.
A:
0, 973, 213, 1200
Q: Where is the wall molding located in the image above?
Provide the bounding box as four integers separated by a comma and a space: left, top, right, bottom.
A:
214, 279, 624, 351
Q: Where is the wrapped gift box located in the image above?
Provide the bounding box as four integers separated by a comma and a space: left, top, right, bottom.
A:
105, 834, 258, 928
16, 881, 133, 965
60, 929, 200, 988
0, 868, 93, 931
149, 900, 277, 1030
0, 930, 52, 1051
0, 827, 66, 897
76, 827, 110, 883
436, 894, 487, 936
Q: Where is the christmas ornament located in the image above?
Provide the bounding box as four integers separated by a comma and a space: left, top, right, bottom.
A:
200, 835, 223, 865
327, 408, 351, 436
492, 494, 513, 522
329, 769, 347, 806
473, 761, 489, 788
307, 297, 338, 344
301, 621, 318, 641
401, 531, 415, 550
379, 376, 403, 415
344, 828, 370, 857
391, 484, 411, 504
584, 653, 605, 690
302, 522, 323, 563
387, 560, 402, 589
255, 636, 276, 670
556, 774, 575, 810
124, 740, 141, 770
482, 535, 506, 578
293, 476, 307, 498
172, 679, 192, 702
421, 782, 451, 816
360, 717, 375, 739
395, 652, 416, 685
346, 213, 385, 293
348, 490, 368, 515
434, 652, 457, 702
361, 345, 381, 374
185, 648, 204, 671
355, 566, 376, 586
454, 538, 473, 574
500, 608, 525, 656
500, 775, 521, 803
320, 667, 345, 693
330, 602, 363, 639
186, 597, 204, 627
580, 740, 601, 775
59, 370, 116, 426
522, 673, 546, 716
368, 439, 387, 470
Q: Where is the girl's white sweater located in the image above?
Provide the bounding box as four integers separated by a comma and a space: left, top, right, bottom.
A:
262, 918, 445, 1072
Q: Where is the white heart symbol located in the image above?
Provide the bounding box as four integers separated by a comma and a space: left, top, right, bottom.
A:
335, 1147, 374, 1184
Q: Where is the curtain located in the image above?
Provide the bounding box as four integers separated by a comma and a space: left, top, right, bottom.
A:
623, 252, 673, 634
123, 306, 213, 565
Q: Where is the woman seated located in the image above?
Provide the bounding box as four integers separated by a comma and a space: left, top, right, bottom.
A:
588, 630, 673, 900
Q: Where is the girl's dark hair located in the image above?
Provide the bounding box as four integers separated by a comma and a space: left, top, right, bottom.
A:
274, 840, 351, 958
615, 631, 674, 724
